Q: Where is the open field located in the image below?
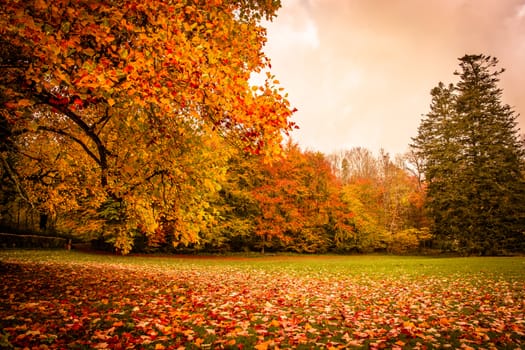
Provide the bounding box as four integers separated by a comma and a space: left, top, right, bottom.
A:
1, 251, 524, 349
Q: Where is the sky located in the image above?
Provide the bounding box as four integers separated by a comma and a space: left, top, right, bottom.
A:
261, 0, 525, 156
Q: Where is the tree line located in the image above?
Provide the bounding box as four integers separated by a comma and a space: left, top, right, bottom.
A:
1, 1, 524, 255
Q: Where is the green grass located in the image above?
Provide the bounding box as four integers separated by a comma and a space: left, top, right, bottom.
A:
1, 250, 524, 349
2, 249, 523, 272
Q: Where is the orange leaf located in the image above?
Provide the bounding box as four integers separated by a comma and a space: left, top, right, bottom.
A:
17, 99, 33, 107
112, 321, 124, 327
439, 317, 450, 326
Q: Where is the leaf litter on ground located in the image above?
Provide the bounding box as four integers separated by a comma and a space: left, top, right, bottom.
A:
0, 251, 524, 349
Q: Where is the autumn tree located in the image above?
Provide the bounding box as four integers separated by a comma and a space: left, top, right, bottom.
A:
411, 54, 525, 254
213, 142, 354, 253
202, 149, 261, 252
329, 148, 428, 253
327, 147, 378, 184
250, 142, 332, 253
0, 0, 295, 253
339, 178, 386, 252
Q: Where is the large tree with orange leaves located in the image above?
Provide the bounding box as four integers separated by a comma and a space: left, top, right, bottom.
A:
250, 142, 354, 253
0, 0, 295, 253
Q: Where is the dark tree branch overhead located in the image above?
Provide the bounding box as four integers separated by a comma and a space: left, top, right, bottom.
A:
36, 126, 102, 167
0, 153, 34, 208
35, 91, 110, 187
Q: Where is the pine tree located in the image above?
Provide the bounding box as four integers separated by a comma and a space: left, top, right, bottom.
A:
412, 54, 525, 254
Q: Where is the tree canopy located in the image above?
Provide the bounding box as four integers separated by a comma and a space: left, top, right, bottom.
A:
0, 0, 295, 253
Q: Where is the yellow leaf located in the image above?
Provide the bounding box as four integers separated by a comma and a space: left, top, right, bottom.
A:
154, 344, 165, 350
403, 320, 414, 328
255, 341, 269, 350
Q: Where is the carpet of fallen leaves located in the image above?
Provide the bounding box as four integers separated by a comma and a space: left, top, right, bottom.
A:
0, 253, 524, 349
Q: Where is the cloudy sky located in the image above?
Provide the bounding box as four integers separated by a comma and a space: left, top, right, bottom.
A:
262, 0, 525, 155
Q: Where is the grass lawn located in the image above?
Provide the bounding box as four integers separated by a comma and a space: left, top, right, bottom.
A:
0, 250, 524, 349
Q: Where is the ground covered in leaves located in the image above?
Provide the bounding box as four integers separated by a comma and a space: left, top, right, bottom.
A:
0, 251, 524, 349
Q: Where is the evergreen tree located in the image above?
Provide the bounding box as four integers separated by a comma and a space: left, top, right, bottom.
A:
412, 54, 525, 254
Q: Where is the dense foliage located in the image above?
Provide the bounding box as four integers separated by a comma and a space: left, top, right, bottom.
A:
329, 148, 429, 253
0, 0, 295, 253
0, 0, 431, 254
2, 3, 521, 254
411, 54, 525, 254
